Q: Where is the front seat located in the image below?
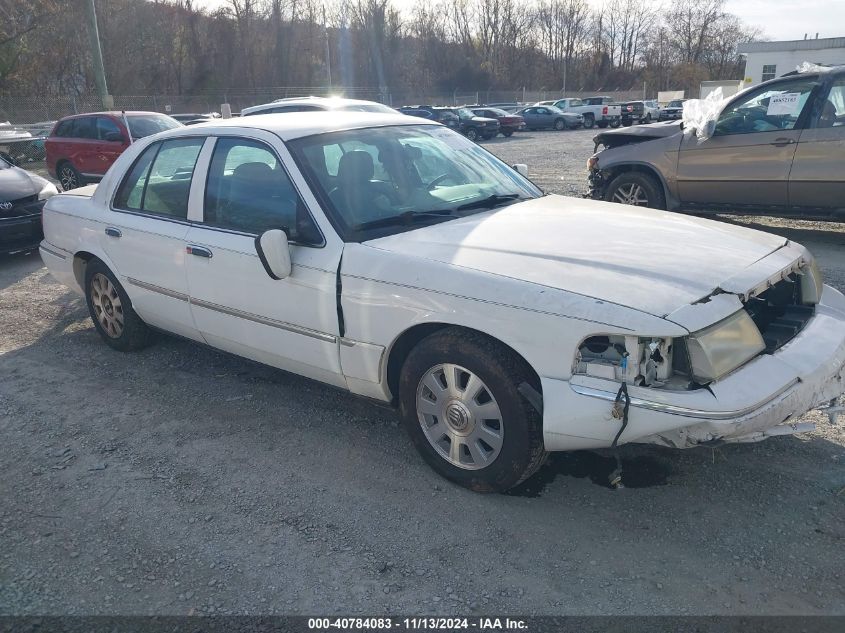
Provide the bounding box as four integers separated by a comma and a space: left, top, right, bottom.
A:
329, 150, 390, 227
224, 161, 292, 232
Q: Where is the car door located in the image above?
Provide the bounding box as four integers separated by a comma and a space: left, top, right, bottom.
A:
676, 76, 820, 206
789, 75, 845, 208
183, 132, 345, 387
93, 116, 128, 175
535, 107, 552, 127
101, 136, 205, 341
522, 108, 539, 127
71, 116, 99, 177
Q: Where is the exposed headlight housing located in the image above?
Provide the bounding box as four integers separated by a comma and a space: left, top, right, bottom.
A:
800, 257, 823, 305
38, 181, 58, 201
686, 310, 765, 383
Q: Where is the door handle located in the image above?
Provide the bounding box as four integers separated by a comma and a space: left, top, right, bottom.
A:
770, 138, 796, 147
104, 227, 122, 238
186, 245, 213, 258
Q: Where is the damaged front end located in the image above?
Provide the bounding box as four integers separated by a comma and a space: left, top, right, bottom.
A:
586, 121, 683, 201
544, 244, 845, 451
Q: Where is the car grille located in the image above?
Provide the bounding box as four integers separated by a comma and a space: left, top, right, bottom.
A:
744, 274, 814, 353
0, 193, 41, 218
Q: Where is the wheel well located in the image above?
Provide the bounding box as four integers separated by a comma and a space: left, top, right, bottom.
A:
385, 323, 542, 405
604, 164, 667, 199
72, 251, 98, 289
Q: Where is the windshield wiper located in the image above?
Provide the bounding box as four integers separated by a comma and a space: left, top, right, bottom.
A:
456, 193, 524, 211
353, 209, 457, 231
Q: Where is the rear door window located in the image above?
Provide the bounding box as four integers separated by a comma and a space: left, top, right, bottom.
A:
71, 117, 96, 139
113, 138, 204, 219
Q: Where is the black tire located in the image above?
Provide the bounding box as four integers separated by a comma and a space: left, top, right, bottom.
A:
57, 161, 84, 191
553, 118, 565, 131
502, 130, 514, 137
465, 127, 479, 142
582, 114, 595, 129
604, 171, 665, 210
399, 328, 546, 493
84, 259, 153, 352
609, 119, 621, 128
644, 113, 652, 123
596, 121, 608, 128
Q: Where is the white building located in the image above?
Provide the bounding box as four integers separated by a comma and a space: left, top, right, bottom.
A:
738, 36, 845, 85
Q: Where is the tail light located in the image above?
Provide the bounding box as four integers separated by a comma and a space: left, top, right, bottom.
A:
602, 106, 608, 115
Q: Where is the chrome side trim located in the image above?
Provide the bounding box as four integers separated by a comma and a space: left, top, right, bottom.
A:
39, 243, 67, 260
570, 378, 800, 420
189, 297, 337, 343
126, 277, 190, 302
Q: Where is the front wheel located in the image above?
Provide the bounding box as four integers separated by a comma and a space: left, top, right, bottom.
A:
644, 113, 652, 123
465, 127, 479, 142
609, 119, 621, 128
604, 171, 665, 210
502, 130, 514, 137
399, 328, 546, 493
84, 260, 153, 351
582, 115, 595, 129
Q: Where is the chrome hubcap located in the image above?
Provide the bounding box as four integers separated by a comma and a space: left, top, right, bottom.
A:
612, 182, 648, 206
416, 363, 504, 470
90, 273, 124, 338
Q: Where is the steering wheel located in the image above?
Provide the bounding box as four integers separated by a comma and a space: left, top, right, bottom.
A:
427, 173, 451, 190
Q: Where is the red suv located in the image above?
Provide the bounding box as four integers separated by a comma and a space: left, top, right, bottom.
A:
46, 111, 181, 190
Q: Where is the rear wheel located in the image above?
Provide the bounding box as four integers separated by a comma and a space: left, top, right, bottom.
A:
502, 130, 514, 137
609, 119, 621, 128
58, 162, 83, 191
399, 328, 546, 493
644, 113, 652, 123
604, 171, 665, 210
84, 260, 153, 352
583, 114, 595, 129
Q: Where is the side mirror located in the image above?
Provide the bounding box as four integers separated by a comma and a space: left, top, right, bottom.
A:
513, 163, 529, 177
255, 229, 292, 280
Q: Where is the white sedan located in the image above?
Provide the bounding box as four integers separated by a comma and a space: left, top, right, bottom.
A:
39, 112, 845, 492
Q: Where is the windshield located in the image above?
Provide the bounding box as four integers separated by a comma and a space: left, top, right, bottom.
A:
547, 106, 565, 114
290, 124, 542, 241
126, 114, 182, 139
456, 108, 477, 119
339, 103, 397, 114
486, 108, 509, 117
668, 100, 684, 108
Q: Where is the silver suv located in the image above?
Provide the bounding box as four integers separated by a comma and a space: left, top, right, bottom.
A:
588, 67, 845, 213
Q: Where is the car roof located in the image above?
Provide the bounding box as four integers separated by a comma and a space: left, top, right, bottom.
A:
158, 111, 437, 141
57, 111, 167, 120
241, 96, 389, 115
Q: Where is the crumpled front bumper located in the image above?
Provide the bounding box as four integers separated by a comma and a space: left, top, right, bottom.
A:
541, 285, 845, 451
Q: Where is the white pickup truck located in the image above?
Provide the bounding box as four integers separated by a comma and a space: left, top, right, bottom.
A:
538, 97, 622, 129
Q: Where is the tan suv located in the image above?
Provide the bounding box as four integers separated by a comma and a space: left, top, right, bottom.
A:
587, 67, 845, 213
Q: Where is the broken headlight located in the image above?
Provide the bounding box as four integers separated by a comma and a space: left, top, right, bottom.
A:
686, 310, 765, 383
800, 257, 823, 305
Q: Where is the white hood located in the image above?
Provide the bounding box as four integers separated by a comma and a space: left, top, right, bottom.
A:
364, 195, 788, 317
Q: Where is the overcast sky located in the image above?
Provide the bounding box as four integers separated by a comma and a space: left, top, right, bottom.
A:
194, 0, 843, 42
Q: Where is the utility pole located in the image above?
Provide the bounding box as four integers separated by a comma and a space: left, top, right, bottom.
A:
84, 0, 112, 109
323, 6, 332, 92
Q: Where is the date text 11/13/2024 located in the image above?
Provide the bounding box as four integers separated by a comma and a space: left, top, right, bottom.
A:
307, 617, 528, 630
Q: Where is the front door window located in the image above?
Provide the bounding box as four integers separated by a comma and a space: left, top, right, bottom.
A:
714, 78, 818, 136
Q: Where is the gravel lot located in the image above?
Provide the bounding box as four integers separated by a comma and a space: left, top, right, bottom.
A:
1, 128, 844, 616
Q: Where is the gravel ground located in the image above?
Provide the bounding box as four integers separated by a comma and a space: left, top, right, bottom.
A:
1, 129, 844, 616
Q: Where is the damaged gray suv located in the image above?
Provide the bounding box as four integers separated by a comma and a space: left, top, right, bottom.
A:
588, 67, 845, 213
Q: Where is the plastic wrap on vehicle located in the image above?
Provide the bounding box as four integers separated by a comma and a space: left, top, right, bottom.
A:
681, 87, 728, 141
795, 61, 833, 74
